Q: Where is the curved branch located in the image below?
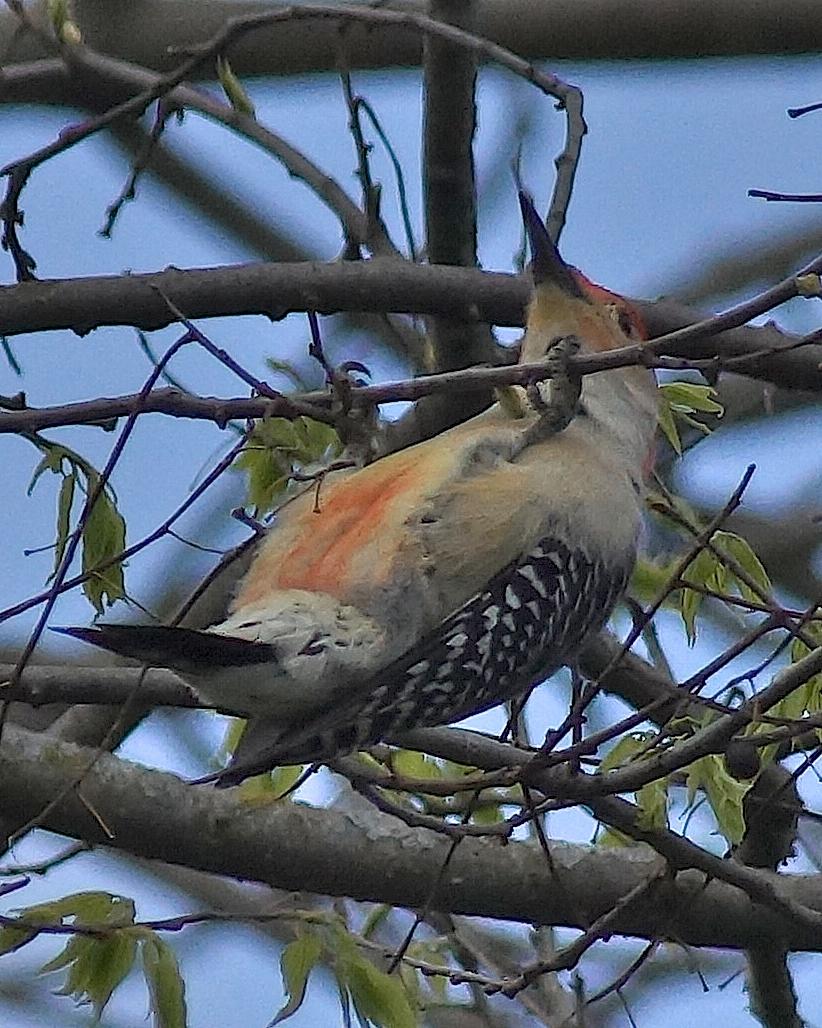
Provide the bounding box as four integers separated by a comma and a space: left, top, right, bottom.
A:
1, 3, 584, 279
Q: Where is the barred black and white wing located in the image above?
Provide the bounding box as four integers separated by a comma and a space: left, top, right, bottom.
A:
214, 535, 632, 785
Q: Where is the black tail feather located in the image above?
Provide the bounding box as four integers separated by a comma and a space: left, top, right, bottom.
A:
52, 624, 276, 670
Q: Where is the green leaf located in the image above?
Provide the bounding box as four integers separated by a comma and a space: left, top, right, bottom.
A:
771, 684, 813, 726
598, 826, 633, 848
47, 0, 69, 32
235, 423, 296, 512
636, 777, 668, 830
660, 382, 724, 415
238, 763, 305, 801
657, 382, 723, 454
796, 272, 822, 297
391, 750, 441, 781
752, 623, 822, 758
40, 933, 84, 976
406, 939, 448, 999
21, 891, 135, 930
270, 933, 323, 1024
28, 444, 65, 494
268, 764, 306, 798
341, 950, 416, 1028
26, 439, 128, 613
235, 417, 341, 513
219, 717, 247, 763
788, 622, 822, 734
0, 924, 37, 956
679, 548, 725, 644
140, 934, 187, 1028
712, 530, 771, 602
216, 56, 256, 118
361, 906, 391, 941
89, 932, 138, 1017
657, 392, 682, 454
598, 734, 668, 835
220, 720, 304, 799
686, 755, 749, 845
630, 556, 676, 605
600, 733, 654, 773
41, 932, 138, 1020
294, 417, 340, 462
52, 471, 76, 573
470, 800, 505, 825
81, 482, 127, 613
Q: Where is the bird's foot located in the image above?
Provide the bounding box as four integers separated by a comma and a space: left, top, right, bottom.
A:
525, 334, 582, 437
329, 361, 382, 468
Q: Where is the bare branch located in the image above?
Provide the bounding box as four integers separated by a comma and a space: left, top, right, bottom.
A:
4, 722, 822, 951
1, 332, 813, 438
3, 261, 822, 390
421, 0, 495, 428
6, 1, 822, 83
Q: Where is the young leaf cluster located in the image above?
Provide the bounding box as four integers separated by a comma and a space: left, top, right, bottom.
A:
657, 381, 724, 456
27, 438, 127, 613
235, 416, 341, 514
0, 891, 185, 1027
273, 919, 417, 1028
678, 529, 771, 644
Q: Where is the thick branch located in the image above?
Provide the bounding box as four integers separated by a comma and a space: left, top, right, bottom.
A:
0, 261, 525, 336
0, 663, 201, 711
5, 1, 822, 80
3, 722, 822, 951
5, 640, 822, 820
424, 0, 478, 275
1, 262, 821, 391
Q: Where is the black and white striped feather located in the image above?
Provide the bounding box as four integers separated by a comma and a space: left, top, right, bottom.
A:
215, 535, 630, 785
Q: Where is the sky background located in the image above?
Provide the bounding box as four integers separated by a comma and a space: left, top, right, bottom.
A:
2, 52, 822, 1027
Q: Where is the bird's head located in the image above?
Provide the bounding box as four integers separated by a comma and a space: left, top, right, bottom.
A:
517, 192, 646, 363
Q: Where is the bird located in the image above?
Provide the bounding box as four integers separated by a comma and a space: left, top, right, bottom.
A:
57, 193, 658, 786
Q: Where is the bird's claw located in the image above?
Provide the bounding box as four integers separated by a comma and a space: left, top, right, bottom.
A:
526, 334, 582, 436
329, 361, 380, 467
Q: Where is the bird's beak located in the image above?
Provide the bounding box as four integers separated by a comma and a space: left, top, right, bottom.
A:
518, 191, 586, 299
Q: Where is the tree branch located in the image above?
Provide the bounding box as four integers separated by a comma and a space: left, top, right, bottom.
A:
2, 261, 822, 391
3, 722, 822, 952
0, 663, 201, 711
419, 0, 499, 432
0, 328, 810, 436
5, 1, 822, 82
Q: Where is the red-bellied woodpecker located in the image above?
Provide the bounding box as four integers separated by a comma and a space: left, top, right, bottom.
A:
58, 194, 658, 786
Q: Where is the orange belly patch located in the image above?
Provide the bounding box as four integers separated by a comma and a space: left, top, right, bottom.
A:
235, 451, 428, 607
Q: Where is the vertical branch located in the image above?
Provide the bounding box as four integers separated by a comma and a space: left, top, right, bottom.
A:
734, 764, 804, 1028
420, 0, 498, 435
424, 0, 478, 273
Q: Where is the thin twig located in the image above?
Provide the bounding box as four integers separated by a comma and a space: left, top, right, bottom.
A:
6, 332, 192, 686
749, 188, 822, 203
0, 431, 252, 626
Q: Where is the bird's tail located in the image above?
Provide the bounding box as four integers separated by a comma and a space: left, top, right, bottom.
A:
53, 624, 277, 671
